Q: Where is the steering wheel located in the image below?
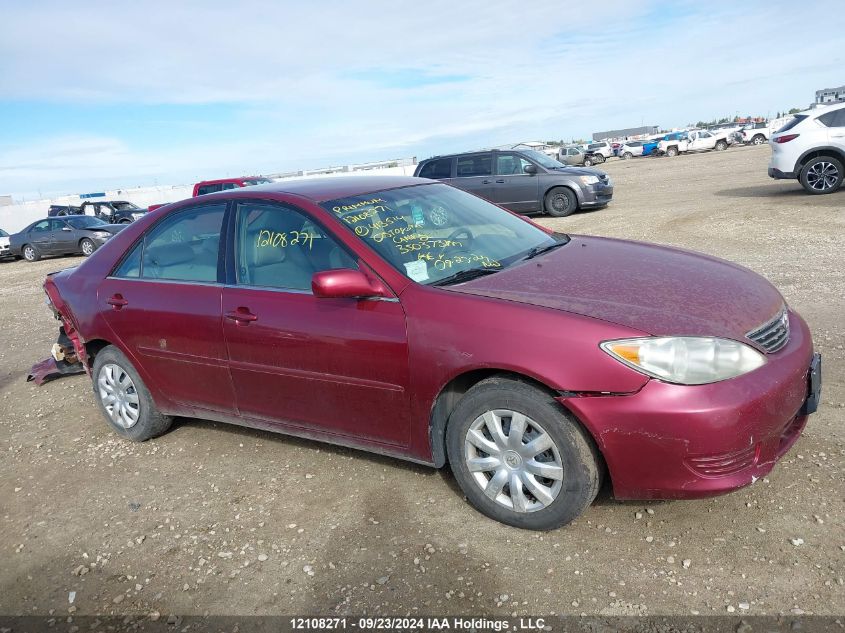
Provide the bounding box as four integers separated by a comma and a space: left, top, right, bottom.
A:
447, 227, 474, 250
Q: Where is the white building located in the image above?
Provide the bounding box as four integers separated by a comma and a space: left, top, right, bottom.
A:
816, 85, 845, 105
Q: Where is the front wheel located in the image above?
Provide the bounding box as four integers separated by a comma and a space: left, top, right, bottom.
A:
22, 244, 40, 262
80, 238, 95, 257
446, 377, 602, 530
715, 140, 728, 151
800, 156, 843, 195
666, 146, 678, 157
622, 152, 633, 160
92, 346, 173, 441
543, 187, 577, 218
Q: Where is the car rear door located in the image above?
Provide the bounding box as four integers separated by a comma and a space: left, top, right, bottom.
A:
451, 153, 494, 201
489, 152, 540, 212
221, 199, 412, 447
97, 201, 236, 415
28, 220, 55, 254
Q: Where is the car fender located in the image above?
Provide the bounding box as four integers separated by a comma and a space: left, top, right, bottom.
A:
793, 145, 845, 172
541, 178, 584, 204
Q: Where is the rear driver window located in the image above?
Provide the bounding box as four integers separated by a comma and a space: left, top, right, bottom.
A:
138, 204, 225, 282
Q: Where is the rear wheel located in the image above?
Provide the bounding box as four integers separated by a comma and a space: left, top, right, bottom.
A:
751, 134, 766, 145
583, 157, 593, 167
446, 377, 602, 530
80, 238, 95, 257
119, 218, 132, 224
22, 244, 40, 262
715, 140, 728, 151
92, 346, 173, 441
543, 187, 577, 217
800, 156, 843, 194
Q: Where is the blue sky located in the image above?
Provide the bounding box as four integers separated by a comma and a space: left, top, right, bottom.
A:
0, 0, 843, 199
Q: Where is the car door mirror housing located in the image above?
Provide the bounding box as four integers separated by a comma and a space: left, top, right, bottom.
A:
523, 164, 538, 175
312, 269, 387, 299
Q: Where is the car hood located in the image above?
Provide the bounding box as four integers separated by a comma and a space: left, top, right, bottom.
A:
448, 235, 784, 340
87, 224, 125, 234
548, 166, 606, 178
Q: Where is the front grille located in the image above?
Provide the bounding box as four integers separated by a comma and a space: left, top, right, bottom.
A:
686, 444, 758, 477
746, 308, 790, 353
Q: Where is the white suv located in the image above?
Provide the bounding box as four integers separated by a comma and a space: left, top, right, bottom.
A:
769, 103, 845, 194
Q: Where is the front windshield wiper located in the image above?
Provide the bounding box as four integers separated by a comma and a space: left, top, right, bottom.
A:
431, 267, 502, 287
522, 235, 571, 260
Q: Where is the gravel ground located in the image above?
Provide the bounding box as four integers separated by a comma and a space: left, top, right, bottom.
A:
1, 144, 843, 619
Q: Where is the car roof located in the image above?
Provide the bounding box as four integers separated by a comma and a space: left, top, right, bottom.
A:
221, 175, 432, 203
421, 148, 536, 162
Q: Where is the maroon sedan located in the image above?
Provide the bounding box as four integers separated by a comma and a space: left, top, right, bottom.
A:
43, 176, 821, 530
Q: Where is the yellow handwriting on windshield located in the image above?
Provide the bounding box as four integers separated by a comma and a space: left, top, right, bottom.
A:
255, 229, 316, 250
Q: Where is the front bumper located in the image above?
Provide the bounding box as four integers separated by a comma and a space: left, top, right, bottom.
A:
580, 183, 614, 208
0, 245, 11, 259
561, 311, 817, 500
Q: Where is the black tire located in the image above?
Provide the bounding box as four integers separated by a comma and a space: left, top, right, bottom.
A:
583, 157, 593, 167
622, 152, 633, 160
666, 146, 678, 157
91, 346, 173, 442
22, 244, 40, 262
543, 187, 578, 217
80, 238, 96, 257
715, 140, 728, 151
799, 156, 843, 195
446, 376, 602, 530
751, 134, 766, 145
594, 154, 606, 164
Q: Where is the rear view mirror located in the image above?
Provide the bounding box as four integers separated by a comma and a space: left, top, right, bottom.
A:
523, 164, 538, 175
312, 269, 387, 299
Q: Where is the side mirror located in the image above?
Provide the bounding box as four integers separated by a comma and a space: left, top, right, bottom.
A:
312, 269, 387, 299
523, 164, 538, 175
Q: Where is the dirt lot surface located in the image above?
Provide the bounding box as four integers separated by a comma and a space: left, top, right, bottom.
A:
1, 145, 843, 619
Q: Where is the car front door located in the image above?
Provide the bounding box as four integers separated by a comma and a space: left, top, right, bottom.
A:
489, 152, 541, 212
221, 200, 411, 447
451, 153, 494, 201
97, 202, 237, 415
51, 219, 79, 254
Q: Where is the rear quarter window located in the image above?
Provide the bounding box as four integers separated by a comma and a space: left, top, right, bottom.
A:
418, 158, 452, 179
776, 115, 808, 133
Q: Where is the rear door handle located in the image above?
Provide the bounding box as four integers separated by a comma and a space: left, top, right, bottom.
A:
107, 294, 128, 309
481, 179, 492, 184
225, 308, 258, 324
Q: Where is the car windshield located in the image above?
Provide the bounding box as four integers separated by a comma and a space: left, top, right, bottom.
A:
519, 149, 565, 169
243, 178, 273, 186
66, 216, 108, 229
321, 183, 562, 285
0, 229, 8, 237
112, 202, 139, 210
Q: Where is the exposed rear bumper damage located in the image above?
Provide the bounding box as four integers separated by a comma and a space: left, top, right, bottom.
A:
27, 326, 86, 385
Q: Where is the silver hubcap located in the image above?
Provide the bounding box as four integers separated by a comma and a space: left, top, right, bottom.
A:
807, 162, 839, 191
24, 247, 35, 260
97, 363, 141, 428
464, 409, 563, 513
82, 241, 93, 255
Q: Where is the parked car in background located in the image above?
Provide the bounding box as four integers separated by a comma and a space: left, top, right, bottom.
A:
618, 140, 659, 159
658, 129, 731, 157
48, 200, 148, 224
741, 122, 771, 145
10, 215, 125, 261
558, 146, 603, 167
0, 228, 13, 261
415, 149, 613, 217
42, 176, 820, 530
193, 177, 274, 197
769, 102, 845, 194
585, 141, 613, 160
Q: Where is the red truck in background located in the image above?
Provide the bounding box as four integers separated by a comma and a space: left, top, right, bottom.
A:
148, 176, 274, 212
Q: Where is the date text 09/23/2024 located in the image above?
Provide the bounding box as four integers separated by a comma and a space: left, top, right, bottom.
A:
290, 617, 546, 631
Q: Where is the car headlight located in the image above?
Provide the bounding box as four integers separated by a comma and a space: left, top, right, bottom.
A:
92, 231, 112, 238
131, 213, 144, 219
600, 337, 766, 385
578, 175, 600, 185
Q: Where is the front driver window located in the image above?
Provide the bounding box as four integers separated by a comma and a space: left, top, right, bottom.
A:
139, 203, 225, 282
235, 201, 357, 291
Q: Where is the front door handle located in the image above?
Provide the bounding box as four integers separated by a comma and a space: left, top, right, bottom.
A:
495, 179, 506, 183
107, 294, 128, 309
482, 179, 492, 184
225, 308, 258, 324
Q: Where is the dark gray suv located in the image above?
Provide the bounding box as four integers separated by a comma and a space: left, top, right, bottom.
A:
414, 149, 613, 217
